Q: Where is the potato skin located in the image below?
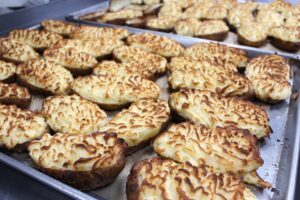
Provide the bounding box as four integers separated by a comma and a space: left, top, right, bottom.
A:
198, 31, 229, 41
38, 156, 126, 190
238, 33, 267, 47
269, 36, 300, 52
17, 76, 54, 96
32, 133, 128, 191
0, 95, 31, 109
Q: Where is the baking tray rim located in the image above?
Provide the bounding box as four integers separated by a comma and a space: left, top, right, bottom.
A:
0, 18, 299, 200
66, 2, 300, 61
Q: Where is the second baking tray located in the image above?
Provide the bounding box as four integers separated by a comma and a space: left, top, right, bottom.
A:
66, 2, 300, 61
0, 20, 300, 200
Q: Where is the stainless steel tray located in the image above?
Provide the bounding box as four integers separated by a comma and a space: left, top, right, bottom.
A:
66, 2, 300, 61
0, 20, 300, 200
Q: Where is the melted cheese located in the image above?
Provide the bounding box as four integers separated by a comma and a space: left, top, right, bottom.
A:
0, 60, 16, 81
8, 29, 63, 49
170, 89, 271, 139
17, 59, 73, 95
127, 33, 184, 58
101, 99, 170, 147
0, 104, 47, 149
29, 132, 126, 171
168, 57, 253, 97
42, 95, 107, 134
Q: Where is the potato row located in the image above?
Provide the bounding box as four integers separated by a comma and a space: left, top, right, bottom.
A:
0, 20, 292, 199
82, 0, 300, 52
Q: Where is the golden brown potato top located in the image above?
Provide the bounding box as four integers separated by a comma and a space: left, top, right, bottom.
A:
127, 157, 256, 200
42, 95, 107, 134
29, 132, 127, 171
0, 104, 47, 149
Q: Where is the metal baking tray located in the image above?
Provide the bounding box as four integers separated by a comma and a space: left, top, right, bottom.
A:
66, 2, 300, 61
0, 20, 300, 200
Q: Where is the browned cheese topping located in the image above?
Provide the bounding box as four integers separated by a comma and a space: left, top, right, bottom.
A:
168, 57, 253, 98
170, 89, 271, 139
113, 45, 167, 79
41, 20, 77, 36
101, 99, 170, 148
127, 157, 256, 200
53, 38, 124, 58
70, 26, 130, 40
93, 60, 140, 77
184, 42, 248, 70
0, 60, 16, 81
8, 29, 63, 49
17, 59, 73, 94
146, 16, 178, 31
29, 132, 127, 171
42, 95, 107, 134
71, 74, 160, 108
127, 33, 184, 58
0, 38, 39, 63
44, 47, 97, 70
245, 55, 292, 103
0, 104, 47, 149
